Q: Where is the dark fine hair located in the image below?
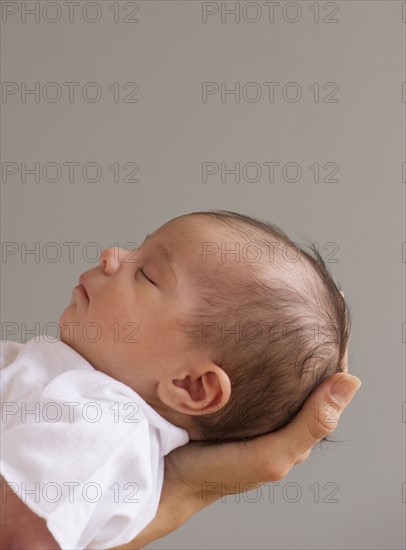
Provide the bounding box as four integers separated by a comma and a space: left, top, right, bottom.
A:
178, 210, 351, 444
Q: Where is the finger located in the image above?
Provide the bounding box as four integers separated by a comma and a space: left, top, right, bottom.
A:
265, 372, 361, 477
295, 449, 312, 465
342, 344, 349, 372
286, 372, 361, 459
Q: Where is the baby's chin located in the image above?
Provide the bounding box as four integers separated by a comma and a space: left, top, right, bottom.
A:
58, 310, 69, 338
58, 325, 76, 351
58, 312, 79, 351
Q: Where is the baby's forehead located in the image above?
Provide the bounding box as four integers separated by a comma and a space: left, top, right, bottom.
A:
157, 214, 272, 249
152, 215, 231, 252
159, 215, 315, 281
154, 215, 298, 274
156, 214, 223, 235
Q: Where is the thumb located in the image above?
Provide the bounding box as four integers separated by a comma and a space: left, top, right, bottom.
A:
277, 372, 362, 467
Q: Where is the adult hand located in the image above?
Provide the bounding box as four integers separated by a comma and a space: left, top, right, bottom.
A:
114, 371, 361, 550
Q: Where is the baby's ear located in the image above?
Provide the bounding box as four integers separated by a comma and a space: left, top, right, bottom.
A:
156, 363, 231, 416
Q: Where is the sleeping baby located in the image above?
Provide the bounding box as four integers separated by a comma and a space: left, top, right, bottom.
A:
0, 210, 350, 549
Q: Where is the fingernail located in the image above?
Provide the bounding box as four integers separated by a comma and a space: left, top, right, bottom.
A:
330, 375, 362, 406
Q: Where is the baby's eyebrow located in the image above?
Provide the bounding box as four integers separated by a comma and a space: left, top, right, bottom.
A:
144, 234, 174, 270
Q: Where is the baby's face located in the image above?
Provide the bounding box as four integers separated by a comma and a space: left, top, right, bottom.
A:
59, 215, 222, 399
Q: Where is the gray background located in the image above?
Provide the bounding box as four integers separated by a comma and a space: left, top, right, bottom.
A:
1, 1, 404, 548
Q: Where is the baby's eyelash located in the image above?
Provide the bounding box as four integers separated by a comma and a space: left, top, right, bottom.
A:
138, 267, 156, 286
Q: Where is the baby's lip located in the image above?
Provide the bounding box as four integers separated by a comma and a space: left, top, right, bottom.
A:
79, 274, 89, 300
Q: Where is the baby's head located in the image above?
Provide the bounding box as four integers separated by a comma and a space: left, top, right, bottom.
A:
176, 211, 350, 442
59, 211, 350, 443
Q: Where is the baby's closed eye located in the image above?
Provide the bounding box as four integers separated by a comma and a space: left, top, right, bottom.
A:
138, 267, 156, 286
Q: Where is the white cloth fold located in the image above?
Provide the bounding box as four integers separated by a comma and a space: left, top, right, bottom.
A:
0, 337, 189, 549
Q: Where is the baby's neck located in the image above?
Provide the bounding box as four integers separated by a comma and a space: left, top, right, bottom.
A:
144, 394, 200, 439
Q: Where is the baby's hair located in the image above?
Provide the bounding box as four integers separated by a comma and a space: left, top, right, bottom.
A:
177, 210, 351, 445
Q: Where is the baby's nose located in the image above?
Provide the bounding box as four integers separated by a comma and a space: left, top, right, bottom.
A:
100, 247, 127, 275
